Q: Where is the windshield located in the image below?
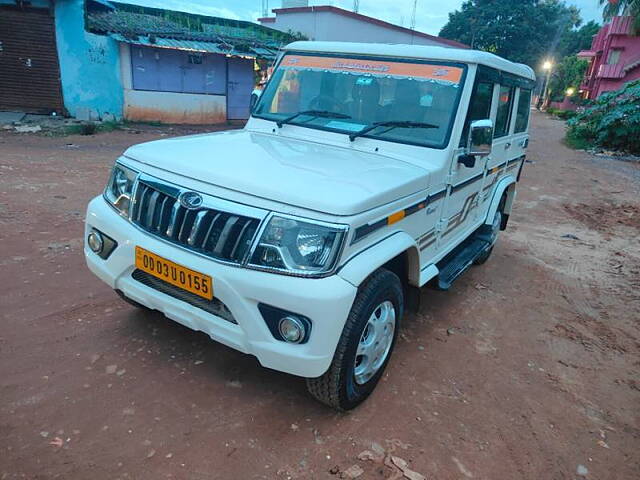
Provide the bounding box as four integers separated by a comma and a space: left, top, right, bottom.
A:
254, 53, 466, 148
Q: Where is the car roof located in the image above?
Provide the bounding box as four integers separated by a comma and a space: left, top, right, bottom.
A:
283, 41, 536, 82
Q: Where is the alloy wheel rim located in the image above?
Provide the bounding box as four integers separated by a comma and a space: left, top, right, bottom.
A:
354, 300, 396, 385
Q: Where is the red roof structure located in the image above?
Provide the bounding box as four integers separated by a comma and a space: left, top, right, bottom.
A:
259, 6, 469, 49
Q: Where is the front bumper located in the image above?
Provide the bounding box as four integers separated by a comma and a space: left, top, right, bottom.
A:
85, 196, 357, 377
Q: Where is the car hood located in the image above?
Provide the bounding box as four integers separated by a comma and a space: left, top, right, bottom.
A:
124, 130, 429, 216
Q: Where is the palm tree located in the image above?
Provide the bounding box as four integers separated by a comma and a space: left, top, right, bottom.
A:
599, 0, 640, 33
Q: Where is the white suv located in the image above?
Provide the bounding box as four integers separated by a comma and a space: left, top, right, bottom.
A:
85, 41, 535, 410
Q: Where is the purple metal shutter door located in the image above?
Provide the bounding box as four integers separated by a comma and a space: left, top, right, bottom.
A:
227, 57, 254, 120
204, 53, 226, 95
131, 46, 159, 91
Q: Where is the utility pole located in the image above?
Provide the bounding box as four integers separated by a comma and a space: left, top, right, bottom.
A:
537, 59, 553, 110
353, 0, 359, 13
410, 0, 418, 30
261, 0, 269, 17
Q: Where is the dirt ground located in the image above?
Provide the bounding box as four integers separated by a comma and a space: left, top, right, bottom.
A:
1, 113, 638, 479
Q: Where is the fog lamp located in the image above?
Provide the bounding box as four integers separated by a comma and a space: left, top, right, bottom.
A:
87, 230, 104, 254
278, 316, 305, 344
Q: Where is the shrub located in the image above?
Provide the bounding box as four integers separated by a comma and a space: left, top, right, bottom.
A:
546, 107, 577, 120
556, 109, 577, 120
566, 80, 640, 154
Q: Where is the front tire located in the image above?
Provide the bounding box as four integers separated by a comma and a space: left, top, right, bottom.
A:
306, 268, 403, 410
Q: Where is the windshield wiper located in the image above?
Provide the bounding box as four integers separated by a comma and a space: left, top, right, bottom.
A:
276, 110, 351, 128
349, 120, 438, 142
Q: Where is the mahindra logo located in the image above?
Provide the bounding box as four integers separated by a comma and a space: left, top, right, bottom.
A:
179, 191, 203, 210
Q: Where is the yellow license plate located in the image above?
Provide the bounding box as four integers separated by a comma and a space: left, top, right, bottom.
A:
135, 246, 213, 300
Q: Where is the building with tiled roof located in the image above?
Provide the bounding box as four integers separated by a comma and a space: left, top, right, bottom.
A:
0, 0, 296, 123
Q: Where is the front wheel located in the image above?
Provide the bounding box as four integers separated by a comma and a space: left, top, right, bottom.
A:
306, 268, 403, 410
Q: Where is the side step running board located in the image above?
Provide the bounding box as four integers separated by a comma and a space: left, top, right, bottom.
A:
435, 238, 489, 290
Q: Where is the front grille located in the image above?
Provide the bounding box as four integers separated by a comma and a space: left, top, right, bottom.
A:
131, 181, 260, 264
132, 269, 237, 324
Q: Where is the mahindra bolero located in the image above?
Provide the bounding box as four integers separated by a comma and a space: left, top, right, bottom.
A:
85, 41, 535, 409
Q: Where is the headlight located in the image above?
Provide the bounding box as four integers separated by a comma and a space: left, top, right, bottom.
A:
249, 216, 347, 276
104, 163, 138, 216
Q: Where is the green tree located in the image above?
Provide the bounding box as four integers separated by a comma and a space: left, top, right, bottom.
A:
558, 20, 601, 57
599, 0, 640, 33
547, 55, 589, 100
439, 0, 582, 68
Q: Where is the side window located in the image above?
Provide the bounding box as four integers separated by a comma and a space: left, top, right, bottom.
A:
607, 49, 621, 65
459, 81, 493, 146
494, 85, 514, 138
514, 89, 531, 133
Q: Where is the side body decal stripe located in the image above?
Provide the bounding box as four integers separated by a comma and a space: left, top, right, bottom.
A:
352, 154, 524, 246
352, 188, 446, 244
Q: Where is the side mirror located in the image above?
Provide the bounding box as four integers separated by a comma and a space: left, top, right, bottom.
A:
250, 91, 261, 112
468, 119, 493, 157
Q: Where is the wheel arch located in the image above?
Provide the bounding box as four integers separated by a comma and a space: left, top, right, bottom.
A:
486, 176, 517, 229
338, 232, 421, 289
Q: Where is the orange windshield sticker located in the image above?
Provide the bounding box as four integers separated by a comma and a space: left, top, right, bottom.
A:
282, 55, 463, 84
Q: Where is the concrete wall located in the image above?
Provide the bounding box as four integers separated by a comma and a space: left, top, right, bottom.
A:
123, 90, 226, 124
119, 44, 226, 124
54, 0, 123, 119
264, 11, 445, 46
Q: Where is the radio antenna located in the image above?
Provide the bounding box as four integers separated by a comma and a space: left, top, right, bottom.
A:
410, 0, 418, 30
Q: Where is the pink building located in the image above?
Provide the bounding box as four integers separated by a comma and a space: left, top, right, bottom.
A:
578, 16, 640, 99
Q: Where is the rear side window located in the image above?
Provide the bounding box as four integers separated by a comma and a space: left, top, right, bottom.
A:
459, 81, 493, 146
514, 89, 531, 133
494, 86, 514, 138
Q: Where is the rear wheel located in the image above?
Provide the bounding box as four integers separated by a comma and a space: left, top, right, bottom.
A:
474, 194, 506, 265
306, 268, 403, 410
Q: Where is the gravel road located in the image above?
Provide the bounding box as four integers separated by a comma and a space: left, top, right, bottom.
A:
1, 113, 638, 479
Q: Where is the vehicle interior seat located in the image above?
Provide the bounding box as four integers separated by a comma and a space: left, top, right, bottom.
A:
345, 77, 382, 122
382, 80, 428, 122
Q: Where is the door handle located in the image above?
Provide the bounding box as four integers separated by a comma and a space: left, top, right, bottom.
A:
504, 142, 512, 149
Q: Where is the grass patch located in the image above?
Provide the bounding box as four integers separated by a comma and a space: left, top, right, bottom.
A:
56, 121, 123, 136
564, 130, 594, 150
547, 107, 577, 120
98, 120, 122, 132
123, 120, 163, 127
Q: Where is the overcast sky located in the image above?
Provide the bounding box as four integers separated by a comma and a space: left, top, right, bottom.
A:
122, 0, 604, 36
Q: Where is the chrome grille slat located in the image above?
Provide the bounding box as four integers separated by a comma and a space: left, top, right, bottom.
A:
214, 216, 239, 255
131, 181, 260, 264
187, 210, 208, 246
204, 213, 227, 252
166, 200, 181, 238
177, 209, 193, 243
156, 196, 169, 231
145, 190, 160, 227
136, 184, 149, 223
201, 212, 221, 249
229, 219, 251, 259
